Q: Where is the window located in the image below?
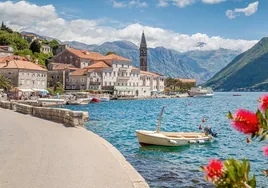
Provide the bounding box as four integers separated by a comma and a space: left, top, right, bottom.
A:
105, 82, 107, 86
109, 82, 111, 86
52, 76, 54, 79
114, 72, 116, 76
110, 72, 112, 76
105, 72, 107, 76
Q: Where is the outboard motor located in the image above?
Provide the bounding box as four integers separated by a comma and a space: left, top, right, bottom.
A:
204, 126, 218, 138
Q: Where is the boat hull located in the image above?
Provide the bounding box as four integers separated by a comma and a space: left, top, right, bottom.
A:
193, 94, 214, 98
136, 130, 212, 147
91, 98, 101, 103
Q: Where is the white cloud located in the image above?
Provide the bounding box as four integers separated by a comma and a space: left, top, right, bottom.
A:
112, 0, 147, 8
111, 0, 126, 8
157, 0, 169, 7
172, 0, 195, 7
1, 1, 258, 53
226, 1, 259, 19
202, 0, 225, 4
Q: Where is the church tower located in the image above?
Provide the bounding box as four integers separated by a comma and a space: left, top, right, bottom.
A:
140, 31, 148, 71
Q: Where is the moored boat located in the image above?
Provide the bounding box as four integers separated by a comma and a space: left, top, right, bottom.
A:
67, 98, 91, 105
188, 86, 214, 98
136, 106, 215, 147
91, 98, 101, 103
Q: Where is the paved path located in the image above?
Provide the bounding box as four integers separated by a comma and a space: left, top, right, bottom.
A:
0, 108, 148, 188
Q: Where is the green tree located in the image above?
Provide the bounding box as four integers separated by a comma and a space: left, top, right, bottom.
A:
30, 39, 41, 53
106, 51, 116, 55
0, 21, 13, 33
54, 82, 64, 95
0, 30, 29, 50
0, 74, 12, 91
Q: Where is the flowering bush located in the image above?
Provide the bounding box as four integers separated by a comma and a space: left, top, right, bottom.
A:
201, 95, 268, 188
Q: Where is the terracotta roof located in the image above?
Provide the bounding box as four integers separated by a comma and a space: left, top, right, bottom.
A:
0, 60, 47, 71
176, 78, 196, 83
67, 48, 105, 60
132, 67, 139, 71
140, 71, 163, 77
69, 69, 87, 76
0, 56, 27, 63
51, 63, 76, 70
98, 54, 131, 62
84, 61, 111, 69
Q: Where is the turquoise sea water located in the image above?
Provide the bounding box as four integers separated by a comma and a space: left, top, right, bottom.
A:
65, 92, 268, 187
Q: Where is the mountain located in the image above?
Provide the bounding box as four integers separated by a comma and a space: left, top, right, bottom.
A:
204, 37, 268, 91
65, 40, 239, 84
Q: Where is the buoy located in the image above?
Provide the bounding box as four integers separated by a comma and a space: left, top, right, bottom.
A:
199, 124, 202, 130
247, 138, 251, 143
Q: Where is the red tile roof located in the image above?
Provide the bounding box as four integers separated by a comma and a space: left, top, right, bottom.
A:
98, 54, 131, 62
69, 69, 87, 76
84, 61, 111, 69
0, 56, 27, 63
140, 70, 163, 77
67, 48, 105, 60
51, 63, 76, 70
0, 60, 47, 71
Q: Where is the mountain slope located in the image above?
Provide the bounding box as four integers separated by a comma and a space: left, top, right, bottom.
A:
66, 40, 238, 83
204, 37, 268, 91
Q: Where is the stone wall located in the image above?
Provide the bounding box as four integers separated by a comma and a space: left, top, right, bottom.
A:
0, 101, 88, 127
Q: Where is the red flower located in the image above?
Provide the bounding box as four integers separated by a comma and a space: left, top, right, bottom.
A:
205, 159, 223, 179
260, 95, 268, 111
263, 146, 268, 157
232, 109, 260, 134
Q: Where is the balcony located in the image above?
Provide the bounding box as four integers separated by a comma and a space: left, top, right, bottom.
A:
89, 81, 101, 86
119, 67, 128, 71
117, 76, 130, 80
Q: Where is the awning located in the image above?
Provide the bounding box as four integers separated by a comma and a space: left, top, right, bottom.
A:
18, 88, 34, 92
33, 89, 49, 93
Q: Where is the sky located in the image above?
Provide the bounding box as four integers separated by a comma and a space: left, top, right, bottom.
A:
0, 0, 267, 52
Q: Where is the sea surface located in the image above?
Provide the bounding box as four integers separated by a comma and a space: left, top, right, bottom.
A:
65, 92, 268, 188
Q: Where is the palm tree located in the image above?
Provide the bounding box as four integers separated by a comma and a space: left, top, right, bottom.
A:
0, 74, 12, 91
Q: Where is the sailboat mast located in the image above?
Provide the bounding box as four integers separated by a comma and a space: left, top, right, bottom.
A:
156, 106, 165, 133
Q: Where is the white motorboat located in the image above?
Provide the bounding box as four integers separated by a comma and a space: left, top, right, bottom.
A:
136, 107, 215, 147
67, 98, 91, 105
193, 93, 214, 98
100, 94, 110, 102
188, 86, 214, 98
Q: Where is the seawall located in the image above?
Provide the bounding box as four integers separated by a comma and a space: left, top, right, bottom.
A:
0, 101, 88, 127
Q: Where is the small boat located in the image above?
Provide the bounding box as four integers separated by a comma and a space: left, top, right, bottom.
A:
233, 94, 241, 96
193, 93, 214, 98
136, 107, 215, 147
100, 94, 110, 102
91, 98, 101, 103
188, 86, 214, 98
67, 98, 91, 105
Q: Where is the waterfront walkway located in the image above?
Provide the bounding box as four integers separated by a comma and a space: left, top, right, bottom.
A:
0, 108, 148, 188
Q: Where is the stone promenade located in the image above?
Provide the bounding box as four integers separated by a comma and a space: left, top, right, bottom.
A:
0, 108, 148, 188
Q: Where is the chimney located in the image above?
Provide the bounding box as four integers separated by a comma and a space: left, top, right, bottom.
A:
5, 60, 9, 67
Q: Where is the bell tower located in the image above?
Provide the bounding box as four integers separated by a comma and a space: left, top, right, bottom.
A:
140, 31, 148, 71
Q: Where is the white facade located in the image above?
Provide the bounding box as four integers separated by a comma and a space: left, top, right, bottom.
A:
86, 59, 164, 97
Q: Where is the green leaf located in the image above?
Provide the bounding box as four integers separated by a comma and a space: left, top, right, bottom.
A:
259, 134, 268, 142
227, 111, 233, 119
265, 108, 268, 120
248, 175, 256, 188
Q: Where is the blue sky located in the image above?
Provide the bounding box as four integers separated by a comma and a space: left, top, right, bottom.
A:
0, 0, 265, 52
24, 0, 267, 40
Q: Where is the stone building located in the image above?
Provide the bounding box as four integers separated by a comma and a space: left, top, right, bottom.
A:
0, 46, 14, 58
55, 44, 70, 55
22, 34, 37, 43
47, 63, 76, 89
40, 44, 52, 54
0, 57, 47, 90
52, 48, 105, 68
